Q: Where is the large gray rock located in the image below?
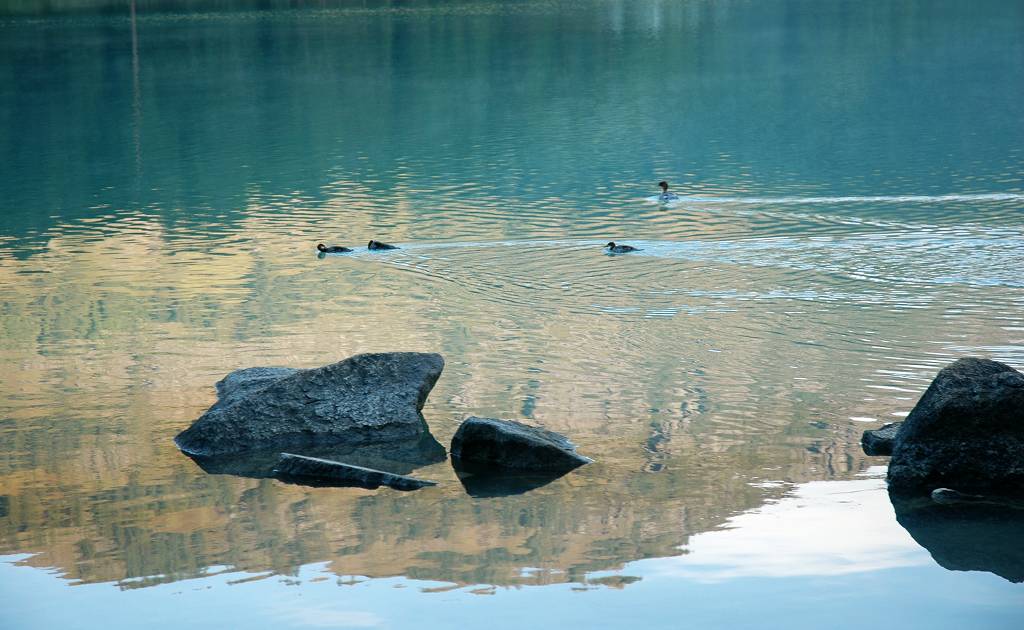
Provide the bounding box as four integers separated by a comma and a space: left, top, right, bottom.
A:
273, 453, 437, 491
861, 422, 902, 456
175, 352, 444, 456
887, 357, 1024, 494
450, 416, 592, 474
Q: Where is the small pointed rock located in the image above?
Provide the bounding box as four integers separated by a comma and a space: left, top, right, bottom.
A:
861, 422, 902, 456
451, 416, 592, 473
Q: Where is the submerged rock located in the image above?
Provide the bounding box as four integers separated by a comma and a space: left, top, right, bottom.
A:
450, 416, 592, 474
175, 352, 445, 456
273, 453, 437, 491
861, 422, 902, 456
887, 357, 1024, 494
931, 487, 984, 506
931, 488, 1024, 509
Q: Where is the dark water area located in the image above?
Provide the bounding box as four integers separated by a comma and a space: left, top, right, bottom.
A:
891, 494, 1024, 584
1, 1, 1023, 628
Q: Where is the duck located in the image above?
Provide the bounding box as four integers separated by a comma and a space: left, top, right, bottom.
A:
605, 241, 639, 254
658, 180, 680, 202
317, 243, 352, 253
368, 240, 399, 250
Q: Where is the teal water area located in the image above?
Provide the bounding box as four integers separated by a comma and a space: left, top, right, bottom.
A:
1, 1, 1023, 628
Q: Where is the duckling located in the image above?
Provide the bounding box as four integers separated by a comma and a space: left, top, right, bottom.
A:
317, 243, 352, 253
658, 181, 680, 201
368, 240, 399, 250
605, 241, 639, 254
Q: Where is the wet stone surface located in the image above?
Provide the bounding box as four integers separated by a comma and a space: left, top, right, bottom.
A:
175, 352, 445, 456
862, 422, 902, 456
888, 358, 1024, 494
451, 416, 592, 474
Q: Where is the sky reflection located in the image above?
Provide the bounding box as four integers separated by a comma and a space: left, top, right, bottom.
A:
2, 474, 1022, 630
643, 469, 929, 582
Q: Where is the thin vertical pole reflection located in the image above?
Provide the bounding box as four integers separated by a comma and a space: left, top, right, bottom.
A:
131, 0, 142, 188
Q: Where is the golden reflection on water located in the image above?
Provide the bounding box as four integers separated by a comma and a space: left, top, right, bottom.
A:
1, 0, 1023, 597
1, 202, 1019, 590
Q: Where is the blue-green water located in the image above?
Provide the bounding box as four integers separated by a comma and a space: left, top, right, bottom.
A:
1, 1, 1023, 628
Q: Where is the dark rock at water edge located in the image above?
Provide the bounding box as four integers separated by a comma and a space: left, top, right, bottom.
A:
174, 352, 445, 456
861, 422, 902, 456
450, 416, 592, 474
273, 453, 438, 491
891, 492, 1024, 583
886, 357, 1024, 494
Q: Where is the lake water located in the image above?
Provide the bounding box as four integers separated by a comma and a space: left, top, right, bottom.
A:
1, 0, 1023, 627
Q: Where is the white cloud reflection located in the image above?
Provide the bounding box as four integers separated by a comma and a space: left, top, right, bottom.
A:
271, 602, 383, 629
647, 470, 930, 582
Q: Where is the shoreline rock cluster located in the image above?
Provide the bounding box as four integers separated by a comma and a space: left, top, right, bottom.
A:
175, 353, 1022, 582
174, 352, 591, 493
177, 352, 1019, 500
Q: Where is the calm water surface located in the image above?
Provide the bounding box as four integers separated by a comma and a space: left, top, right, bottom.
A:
1, 1, 1023, 628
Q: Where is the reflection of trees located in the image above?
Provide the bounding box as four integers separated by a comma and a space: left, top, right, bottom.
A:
0, 213, 1009, 588
3, 1, 522, 17
1, 437, 872, 589
1, 0, 1021, 591
0, 226, 883, 588
4, 0, 1020, 240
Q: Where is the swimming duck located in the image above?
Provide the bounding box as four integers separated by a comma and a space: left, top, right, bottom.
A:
605, 241, 639, 253
368, 240, 399, 250
317, 243, 352, 253
658, 181, 680, 201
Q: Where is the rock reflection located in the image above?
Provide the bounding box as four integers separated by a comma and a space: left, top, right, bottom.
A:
453, 469, 570, 498
185, 432, 447, 479
0, 429, 870, 590
891, 493, 1024, 583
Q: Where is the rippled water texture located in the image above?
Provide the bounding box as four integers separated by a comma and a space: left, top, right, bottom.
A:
1, 1, 1023, 628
